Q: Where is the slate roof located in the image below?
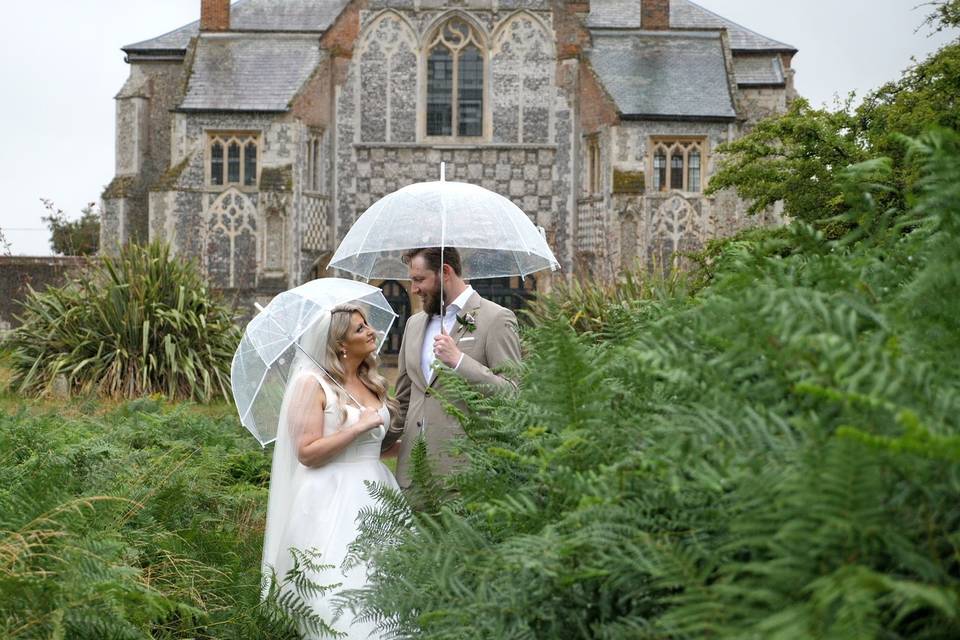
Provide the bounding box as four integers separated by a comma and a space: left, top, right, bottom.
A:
733, 55, 785, 86
588, 0, 797, 52
124, 0, 349, 53
179, 34, 321, 112
588, 30, 736, 120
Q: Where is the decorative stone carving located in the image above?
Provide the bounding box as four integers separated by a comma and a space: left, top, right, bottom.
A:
206, 189, 257, 289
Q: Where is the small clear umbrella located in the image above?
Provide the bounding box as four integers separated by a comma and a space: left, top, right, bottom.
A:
328, 166, 560, 283
230, 278, 396, 446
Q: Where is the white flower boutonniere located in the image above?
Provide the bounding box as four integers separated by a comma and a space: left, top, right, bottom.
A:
456, 313, 477, 334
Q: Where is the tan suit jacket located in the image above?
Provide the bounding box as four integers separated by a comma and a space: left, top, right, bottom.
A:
383, 291, 521, 488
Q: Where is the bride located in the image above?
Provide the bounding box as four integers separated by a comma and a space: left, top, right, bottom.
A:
261, 303, 399, 639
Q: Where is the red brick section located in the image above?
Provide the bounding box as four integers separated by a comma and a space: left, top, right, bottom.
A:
641, 0, 670, 30
290, 57, 333, 127
554, 0, 592, 60
580, 61, 620, 133
321, 0, 366, 59
201, 0, 230, 32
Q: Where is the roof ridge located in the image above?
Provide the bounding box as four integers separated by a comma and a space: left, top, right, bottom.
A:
677, 0, 795, 51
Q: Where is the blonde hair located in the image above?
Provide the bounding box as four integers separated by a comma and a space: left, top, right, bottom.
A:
320, 303, 398, 424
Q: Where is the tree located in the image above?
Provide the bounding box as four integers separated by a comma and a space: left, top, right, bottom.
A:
921, 0, 960, 32
41, 198, 100, 256
0, 225, 10, 255
704, 99, 867, 225
707, 8, 959, 236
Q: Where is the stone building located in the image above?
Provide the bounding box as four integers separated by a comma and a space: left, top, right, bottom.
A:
104, 0, 797, 348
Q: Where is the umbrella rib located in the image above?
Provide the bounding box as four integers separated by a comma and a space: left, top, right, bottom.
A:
501, 207, 532, 279
350, 200, 390, 279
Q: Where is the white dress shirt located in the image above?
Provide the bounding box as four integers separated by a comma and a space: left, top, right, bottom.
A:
421, 285, 474, 383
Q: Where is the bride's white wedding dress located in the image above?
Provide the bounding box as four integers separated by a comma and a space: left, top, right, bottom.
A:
262, 370, 398, 639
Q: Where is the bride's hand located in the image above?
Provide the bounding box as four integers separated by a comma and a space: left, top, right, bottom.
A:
353, 408, 384, 435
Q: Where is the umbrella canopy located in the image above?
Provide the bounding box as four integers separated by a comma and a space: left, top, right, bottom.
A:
328, 179, 560, 281
230, 278, 396, 446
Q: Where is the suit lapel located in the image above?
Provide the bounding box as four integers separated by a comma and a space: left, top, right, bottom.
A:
408, 313, 430, 390
427, 293, 482, 389
453, 293, 482, 348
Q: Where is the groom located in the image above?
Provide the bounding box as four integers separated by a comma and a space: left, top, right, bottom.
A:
382, 247, 521, 489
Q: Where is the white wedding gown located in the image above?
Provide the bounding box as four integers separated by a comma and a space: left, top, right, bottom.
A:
263, 371, 398, 639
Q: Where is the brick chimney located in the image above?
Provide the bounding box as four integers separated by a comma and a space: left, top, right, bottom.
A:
641, 0, 670, 31
201, 0, 230, 32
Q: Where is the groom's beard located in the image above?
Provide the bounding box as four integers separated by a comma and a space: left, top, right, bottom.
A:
422, 285, 443, 316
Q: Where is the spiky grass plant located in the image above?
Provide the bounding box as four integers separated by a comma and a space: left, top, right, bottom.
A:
6, 242, 240, 401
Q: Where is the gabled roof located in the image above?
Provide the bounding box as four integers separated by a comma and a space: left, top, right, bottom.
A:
123, 0, 349, 54
588, 0, 797, 52
178, 34, 321, 112
588, 30, 737, 120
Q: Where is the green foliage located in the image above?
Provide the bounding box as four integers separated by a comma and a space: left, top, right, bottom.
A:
708, 17, 958, 238
922, 0, 960, 32
524, 267, 686, 339
41, 198, 101, 256
0, 400, 330, 638
6, 242, 240, 402
705, 99, 867, 225
348, 130, 960, 639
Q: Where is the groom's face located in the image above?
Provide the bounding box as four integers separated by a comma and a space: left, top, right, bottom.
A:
408, 255, 442, 316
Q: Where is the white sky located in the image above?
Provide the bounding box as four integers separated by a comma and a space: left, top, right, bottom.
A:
0, 0, 955, 255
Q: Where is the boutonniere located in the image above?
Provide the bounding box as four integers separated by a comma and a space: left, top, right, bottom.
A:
456, 313, 477, 334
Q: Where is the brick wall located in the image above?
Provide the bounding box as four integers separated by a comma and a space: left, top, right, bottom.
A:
201, 0, 230, 32
641, 0, 670, 30
0, 257, 87, 332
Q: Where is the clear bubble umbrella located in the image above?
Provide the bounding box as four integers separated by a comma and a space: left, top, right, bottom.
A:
328, 166, 561, 283
230, 277, 396, 446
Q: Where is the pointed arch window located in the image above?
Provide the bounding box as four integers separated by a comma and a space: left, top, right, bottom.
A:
211, 142, 224, 185
207, 132, 260, 188
650, 139, 706, 193
425, 19, 485, 138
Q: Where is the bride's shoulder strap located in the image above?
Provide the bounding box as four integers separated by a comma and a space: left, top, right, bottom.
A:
300, 369, 338, 412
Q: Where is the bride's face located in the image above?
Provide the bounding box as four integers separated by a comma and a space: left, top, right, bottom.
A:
339, 311, 377, 361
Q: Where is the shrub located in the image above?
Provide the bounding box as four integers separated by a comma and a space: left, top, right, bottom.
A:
41, 198, 101, 256
0, 401, 330, 639
343, 130, 960, 639
6, 242, 240, 402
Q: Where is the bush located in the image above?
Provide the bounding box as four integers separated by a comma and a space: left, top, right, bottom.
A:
6, 242, 240, 402
342, 130, 960, 639
0, 399, 349, 639
41, 198, 101, 256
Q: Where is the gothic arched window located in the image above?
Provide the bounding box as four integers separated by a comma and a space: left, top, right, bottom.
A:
380, 280, 410, 355
208, 132, 260, 188
426, 19, 485, 138
650, 139, 705, 193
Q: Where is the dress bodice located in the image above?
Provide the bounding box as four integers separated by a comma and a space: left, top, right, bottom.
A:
311, 372, 389, 464
331, 403, 389, 463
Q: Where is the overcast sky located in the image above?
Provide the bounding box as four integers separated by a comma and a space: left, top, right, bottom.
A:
0, 0, 955, 255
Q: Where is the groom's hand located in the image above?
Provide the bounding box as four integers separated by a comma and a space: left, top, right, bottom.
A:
433, 333, 462, 369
